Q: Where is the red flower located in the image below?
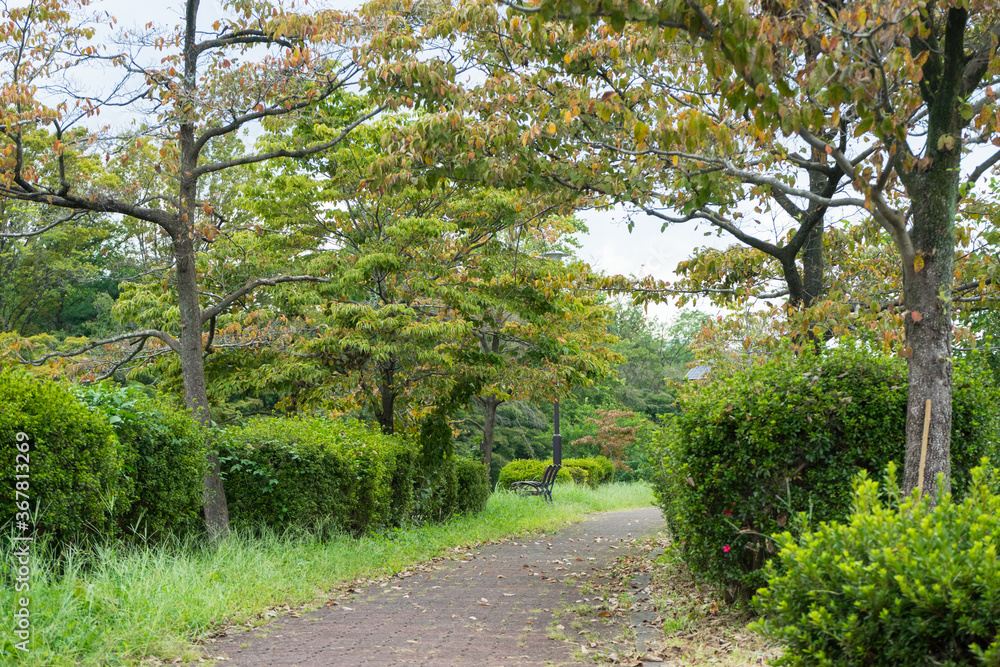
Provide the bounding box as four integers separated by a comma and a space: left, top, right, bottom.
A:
723, 544, 731, 553
723, 510, 732, 515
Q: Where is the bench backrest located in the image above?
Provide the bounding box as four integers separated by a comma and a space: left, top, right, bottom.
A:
541, 464, 561, 485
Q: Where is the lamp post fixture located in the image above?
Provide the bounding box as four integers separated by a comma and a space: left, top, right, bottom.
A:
539, 249, 568, 468
552, 399, 562, 466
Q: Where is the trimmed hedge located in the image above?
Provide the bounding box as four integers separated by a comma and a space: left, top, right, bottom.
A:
453, 456, 489, 514
562, 465, 590, 486
0, 368, 126, 543
417, 456, 490, 521
75, 383, 207, 538
221, 417, 487, 533
563, 456, 614, 487
497, 459, 573, 490
651, 347, 999, 602
221, 417, 418, 535
498, 456, 615, 490
754, 462, 1000, 666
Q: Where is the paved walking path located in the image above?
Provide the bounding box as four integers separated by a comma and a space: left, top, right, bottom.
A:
210, 506, 665, 666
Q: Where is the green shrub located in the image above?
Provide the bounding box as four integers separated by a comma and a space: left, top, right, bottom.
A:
220, 417, 417, 535
563, 456, 614, 486
75, 383, 207, 538
453, 456, 489, 514
415, 456, 460, 523
753, 462, 1000, 666
489, 452, 509, 488
497, 459, 573, 489
0, 368, 126, 543
563, 465, 589, 486
650, 346, 999, 602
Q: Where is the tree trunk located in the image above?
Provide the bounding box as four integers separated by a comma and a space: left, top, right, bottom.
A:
478, 395, 502, 474
800, 145, 829, 309
901, 166, 957, 499
376, 363, 396, 435
898, 6, 967, 499
177, 119, 230, 539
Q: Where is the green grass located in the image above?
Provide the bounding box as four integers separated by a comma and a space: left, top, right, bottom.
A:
1, 482, 654, 665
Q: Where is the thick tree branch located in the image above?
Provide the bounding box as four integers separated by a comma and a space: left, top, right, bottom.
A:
24, 329, 181, 366
193, 104, 387, 177
0, 209, 86, 238
201, 275, 331, 322
91, 336, 150, 382
0, 186, 178, 233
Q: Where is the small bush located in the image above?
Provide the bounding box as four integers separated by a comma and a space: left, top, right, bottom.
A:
650, 346, 999, 602
220, 417, 417, 535
0, 368, 125, 543
563, 456, 615, 486
753, 462, 1000, 666
75, 383, 207, 538
497, 459, 573, 489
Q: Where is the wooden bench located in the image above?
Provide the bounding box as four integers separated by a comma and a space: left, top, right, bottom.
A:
510, 464, 561, 502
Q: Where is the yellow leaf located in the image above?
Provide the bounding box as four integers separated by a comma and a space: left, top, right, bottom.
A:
913, 255, 925, 273
547, 123, 557, 134
634, 121, 648, 146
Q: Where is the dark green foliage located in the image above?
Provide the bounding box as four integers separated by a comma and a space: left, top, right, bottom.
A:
0, 367, 125, 542
562, 465, 589, 486
754, 463, 1000, 666
650, 347, 999, 602
418, 410, 455, 466
74, 383, 208, 539
220, 417, 418, 535
453, 456, 489, 514
562, 456, 614, 487
496, 459, 573, 489
488, 452, 510, 488
417, 456, 490, 520
415, 456, 460, 523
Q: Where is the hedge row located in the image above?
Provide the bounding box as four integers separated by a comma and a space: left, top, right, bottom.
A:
497, 456, 614, 490
1, 369, 490, 544
220, 417, 489, 535
74, 383, 207, 538
0, 368, 125, 543
650, 346, 999, 602
0, 369, 206, 544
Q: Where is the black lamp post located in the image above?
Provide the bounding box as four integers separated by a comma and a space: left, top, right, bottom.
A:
552, 399, 562, 466
539, 250, 569, 468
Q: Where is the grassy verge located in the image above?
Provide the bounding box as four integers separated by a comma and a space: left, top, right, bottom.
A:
2, 482, 653, 666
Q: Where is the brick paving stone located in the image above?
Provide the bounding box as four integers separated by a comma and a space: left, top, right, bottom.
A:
210, 506, 664, 666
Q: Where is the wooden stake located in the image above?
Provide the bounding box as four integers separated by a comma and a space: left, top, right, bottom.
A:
917, 399, 931, 494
